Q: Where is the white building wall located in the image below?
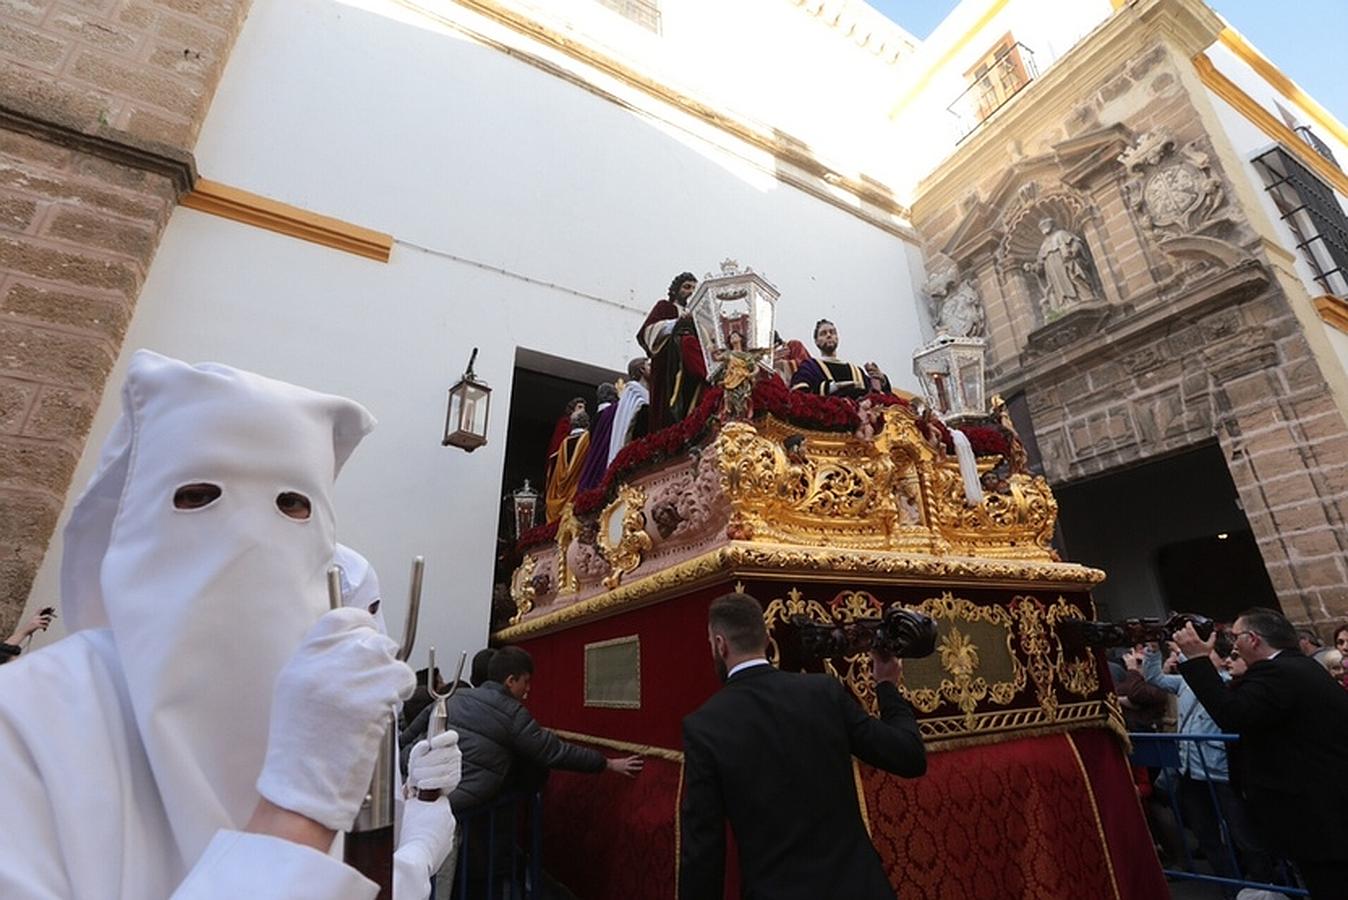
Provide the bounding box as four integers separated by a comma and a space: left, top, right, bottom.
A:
22, 0, 926, 657
884, 0, 1114, 196
1204, 39, 1348, 303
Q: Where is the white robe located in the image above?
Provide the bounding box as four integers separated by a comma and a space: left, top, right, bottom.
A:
0, 630, 374, 899
608, 380, 650, 465
0, 351, 427, 900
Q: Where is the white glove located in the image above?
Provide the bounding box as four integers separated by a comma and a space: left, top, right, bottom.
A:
257, 608, 415, 831
393, 796, 456, 900
407, 729, 462, 795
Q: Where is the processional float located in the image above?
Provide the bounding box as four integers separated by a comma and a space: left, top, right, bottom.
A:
498, 262, 1167, 899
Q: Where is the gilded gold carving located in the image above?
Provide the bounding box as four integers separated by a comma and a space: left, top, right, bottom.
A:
497, 542, 1104, 642
899, 592, 1024, 725
712, 416, 1059, 557
926, 464, 1059, 560
509, 553, 536, 626
554, 505, 581, 595
599, 484, 652, 589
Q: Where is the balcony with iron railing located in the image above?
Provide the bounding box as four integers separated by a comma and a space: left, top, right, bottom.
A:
947, 42, 1039, 141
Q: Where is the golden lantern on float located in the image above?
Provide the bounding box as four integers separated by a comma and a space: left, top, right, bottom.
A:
911, 333, 988, 424
442, 348, 491, 452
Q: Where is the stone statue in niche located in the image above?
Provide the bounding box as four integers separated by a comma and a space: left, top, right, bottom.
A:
1023, 217, 1100, 314
922, 253, 986, 338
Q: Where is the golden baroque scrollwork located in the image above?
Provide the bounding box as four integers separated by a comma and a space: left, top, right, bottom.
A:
759, 586, 1108, 745
554, 504, 581, 595
712, 416, 1061, 558
599, 484, 652, 589
509, 553, 536, 625
926, 464, 1059, 560
495, 542, 1104, 641
904, 592, 1025, 729
715, 419, 909, 551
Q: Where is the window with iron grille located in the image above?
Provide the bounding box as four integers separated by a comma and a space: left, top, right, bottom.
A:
596, 0, 660, 33
1253, 146, 1348, 296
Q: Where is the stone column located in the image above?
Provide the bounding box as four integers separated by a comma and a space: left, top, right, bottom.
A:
0, 0, 251, 630
1212, 310, 1348, 630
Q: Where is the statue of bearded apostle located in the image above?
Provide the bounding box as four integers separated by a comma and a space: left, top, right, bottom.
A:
545, 399, 590, 523
637, 272, 708, 431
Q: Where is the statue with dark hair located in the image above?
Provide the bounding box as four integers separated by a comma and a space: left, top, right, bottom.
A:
638, 271, 707, 430
577, 382, 621, 491
545, 398, 590, 522
790, 318, 894, 400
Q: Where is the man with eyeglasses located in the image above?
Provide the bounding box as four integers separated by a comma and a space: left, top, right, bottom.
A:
1173, 607, 1348, 898
1143, 630, 1270, 889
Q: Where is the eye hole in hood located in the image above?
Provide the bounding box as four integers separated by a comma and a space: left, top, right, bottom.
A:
275, 491, 312, 521
173, 483, 222, 510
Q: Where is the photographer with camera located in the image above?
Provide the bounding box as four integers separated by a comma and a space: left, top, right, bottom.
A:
0, 607, 55, 665
679, 592, 926, 900
1173, 607, 1348, 898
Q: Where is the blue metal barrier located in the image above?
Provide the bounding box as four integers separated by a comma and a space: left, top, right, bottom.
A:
437, 790, 545, 900
1129, 732, 1309, 897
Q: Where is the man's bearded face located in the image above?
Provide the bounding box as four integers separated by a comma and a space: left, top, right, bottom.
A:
570, 408, 590, 429
815, 322, 839, 355
677, 279, 697, 304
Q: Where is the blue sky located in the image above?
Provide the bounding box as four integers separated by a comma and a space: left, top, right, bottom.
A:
868, 0, 1348, 124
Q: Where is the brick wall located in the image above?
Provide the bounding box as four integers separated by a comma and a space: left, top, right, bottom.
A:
0, 0, 251, 632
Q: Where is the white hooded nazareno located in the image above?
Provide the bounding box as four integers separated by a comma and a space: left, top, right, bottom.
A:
0, 350, 435, 899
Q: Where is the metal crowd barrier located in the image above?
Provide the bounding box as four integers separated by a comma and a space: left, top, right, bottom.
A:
434, 790, 545, 900
1128, 732, 1308, 897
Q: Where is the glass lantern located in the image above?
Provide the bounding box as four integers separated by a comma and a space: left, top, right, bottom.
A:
687, 259, 780, 374
510, 479, 539, 538
443, 348, 491, 451
911, 334, 987, 424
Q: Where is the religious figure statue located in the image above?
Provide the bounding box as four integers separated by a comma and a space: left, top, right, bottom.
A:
710, 330, 767, 421
545, 400, 590, 523
923, 254, 986, 339
638, 272, 708, 432
1023, 217, 1099, 313
577, 383, 619, 491
790, 319, 891, 400
607, 358, 651, 466
989, 394, 1030, 476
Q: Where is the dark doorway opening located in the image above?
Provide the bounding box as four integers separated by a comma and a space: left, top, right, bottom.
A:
1054, 441, 1277, 622
492, 350, 623, 627
1155, 529, 1276, 623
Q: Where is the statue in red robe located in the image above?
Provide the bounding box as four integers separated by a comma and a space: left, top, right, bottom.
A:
637, 272, 707, 431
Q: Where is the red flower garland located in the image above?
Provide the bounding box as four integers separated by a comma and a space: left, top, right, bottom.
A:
514, 377, 1012, 554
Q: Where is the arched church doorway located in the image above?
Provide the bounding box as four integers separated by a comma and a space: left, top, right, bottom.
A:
1054, 441, 1278, 623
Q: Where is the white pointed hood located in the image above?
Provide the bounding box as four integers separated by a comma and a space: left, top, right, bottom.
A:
59, 349, 375, 870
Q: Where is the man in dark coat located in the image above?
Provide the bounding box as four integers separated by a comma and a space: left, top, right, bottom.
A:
679, 593, 927, 900
439, 646, 642, 809
638, 271, 707, 431
1174, 606, 1348, 898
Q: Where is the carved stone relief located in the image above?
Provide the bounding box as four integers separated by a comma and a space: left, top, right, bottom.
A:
923, 252, 986, 338
1119, 130, 1227, 237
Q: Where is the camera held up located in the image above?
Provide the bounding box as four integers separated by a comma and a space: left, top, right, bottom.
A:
1058, 613, 1215, 648
792, 606, 939, 661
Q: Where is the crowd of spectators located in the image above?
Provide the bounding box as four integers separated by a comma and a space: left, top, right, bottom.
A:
1114, 610, 1348, 899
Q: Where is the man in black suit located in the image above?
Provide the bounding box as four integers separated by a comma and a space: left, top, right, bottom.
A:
1174, 606, 1348, 898
679, 592, 927, 900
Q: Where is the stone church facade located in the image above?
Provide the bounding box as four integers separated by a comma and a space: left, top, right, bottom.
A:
912, 2, 1348, 630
